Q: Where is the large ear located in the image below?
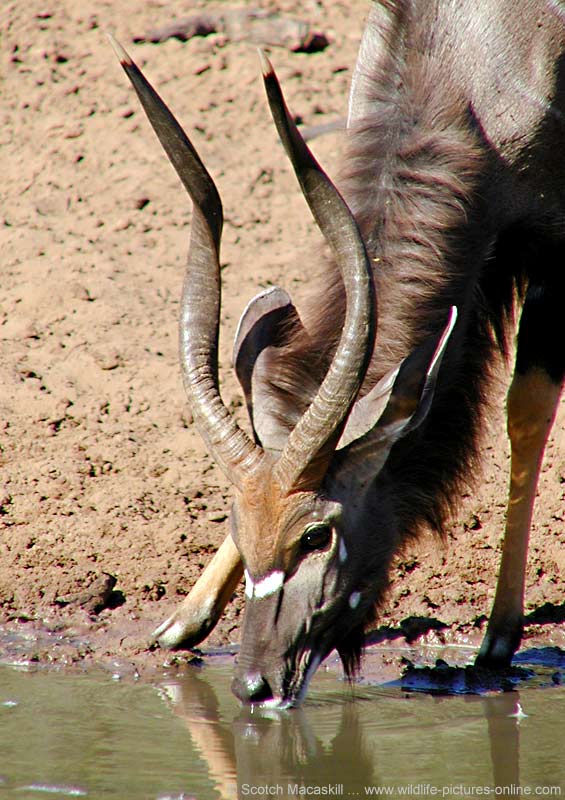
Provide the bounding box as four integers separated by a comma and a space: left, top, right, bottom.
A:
336, 307, 458, 462
233, 287, 312, 451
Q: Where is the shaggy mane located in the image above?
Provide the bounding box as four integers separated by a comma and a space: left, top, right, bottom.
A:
261, 1, 529, 668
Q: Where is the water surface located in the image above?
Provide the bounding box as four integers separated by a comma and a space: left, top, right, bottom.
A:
0, 649, 563, 799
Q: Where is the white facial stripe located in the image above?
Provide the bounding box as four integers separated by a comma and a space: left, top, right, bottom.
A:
339, 539, 348, 564
254, 570, 285, 598
244, 569, 254, 599
245, 569, 285, 600
349, 591, 361, 609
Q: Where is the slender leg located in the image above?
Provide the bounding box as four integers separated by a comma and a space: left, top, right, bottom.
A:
153, 534, 243, 649
477, 283, 564, 667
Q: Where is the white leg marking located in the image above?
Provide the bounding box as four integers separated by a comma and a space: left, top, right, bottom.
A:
156, 619, 187, 648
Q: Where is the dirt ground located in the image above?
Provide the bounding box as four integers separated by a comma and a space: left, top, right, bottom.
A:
1, 0, 563, 678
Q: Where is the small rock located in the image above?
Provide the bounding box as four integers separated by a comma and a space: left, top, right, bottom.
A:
207, 511, 227, 523
55, 573, 118, 614
112, 217, 133, 232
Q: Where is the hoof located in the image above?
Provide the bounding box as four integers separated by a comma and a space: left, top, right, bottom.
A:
475, 626, 521, 669
151, 616, 189, 649
151, 611, 212, 650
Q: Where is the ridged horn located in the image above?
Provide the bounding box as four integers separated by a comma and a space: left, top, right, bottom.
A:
259, 53, 376, 493
110, 36, 263, 488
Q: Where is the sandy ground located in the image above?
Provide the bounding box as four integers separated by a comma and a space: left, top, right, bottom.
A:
1, 0, 563, 677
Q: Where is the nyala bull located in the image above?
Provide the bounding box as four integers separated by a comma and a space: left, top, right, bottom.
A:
110, 0, 565, 707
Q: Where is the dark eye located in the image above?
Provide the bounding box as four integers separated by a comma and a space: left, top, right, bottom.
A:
300, 524, 332, 552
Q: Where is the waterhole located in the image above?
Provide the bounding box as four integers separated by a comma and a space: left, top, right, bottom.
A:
0, 648, 563, 799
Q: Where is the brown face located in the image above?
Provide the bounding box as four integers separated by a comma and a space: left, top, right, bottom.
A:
229, 473, 367, 707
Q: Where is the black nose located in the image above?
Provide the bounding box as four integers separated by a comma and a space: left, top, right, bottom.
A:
231, 672, 274, 704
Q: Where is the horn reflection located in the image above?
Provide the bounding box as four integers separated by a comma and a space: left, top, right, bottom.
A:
159, 659, 537, 799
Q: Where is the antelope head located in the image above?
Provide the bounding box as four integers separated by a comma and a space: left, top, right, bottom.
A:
111, 39, 456, 707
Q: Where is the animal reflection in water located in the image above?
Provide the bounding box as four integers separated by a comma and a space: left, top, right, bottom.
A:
161, 666, 530, 798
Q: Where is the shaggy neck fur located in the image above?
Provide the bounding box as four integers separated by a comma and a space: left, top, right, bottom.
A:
263, 0, 528, 673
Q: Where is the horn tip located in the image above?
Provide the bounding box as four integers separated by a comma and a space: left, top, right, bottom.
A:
257, 48, 274, 79
107, 32, 133, 67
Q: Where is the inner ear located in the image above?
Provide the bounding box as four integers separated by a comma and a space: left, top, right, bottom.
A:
233, 287, 296, 397
233, 287, 319, 451
330, 308, 457, 492
338, 306, 458, 450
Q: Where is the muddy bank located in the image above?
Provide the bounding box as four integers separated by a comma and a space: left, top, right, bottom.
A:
1, 1, 563, 673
